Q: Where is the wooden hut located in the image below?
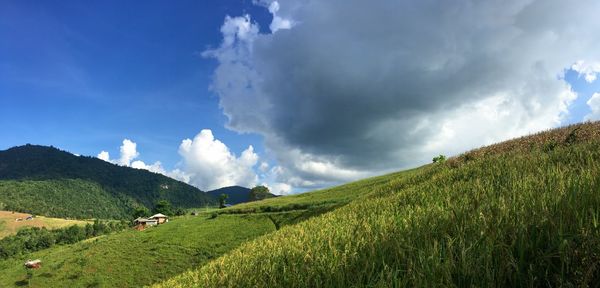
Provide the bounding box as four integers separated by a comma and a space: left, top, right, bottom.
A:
148, 213, 169, 224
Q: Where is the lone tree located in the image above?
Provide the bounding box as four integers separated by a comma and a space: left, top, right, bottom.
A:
219, 193, 229, 208
432, 154, 447, 163
249, 186, 273, 201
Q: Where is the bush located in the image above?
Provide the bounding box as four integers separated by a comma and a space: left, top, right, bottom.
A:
564, 127, 580, 145
432, 154, 446, 163
543, 140, 558, 152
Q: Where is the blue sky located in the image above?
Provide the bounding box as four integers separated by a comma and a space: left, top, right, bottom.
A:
563, 70, 600, 125
2, 1, 600, 193
0, 0, 270, 168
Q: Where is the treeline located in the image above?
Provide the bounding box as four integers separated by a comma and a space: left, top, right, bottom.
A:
0, 220, 128, 260
133, 200, 187, 218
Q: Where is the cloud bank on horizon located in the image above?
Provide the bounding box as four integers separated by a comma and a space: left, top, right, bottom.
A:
96, 132, 271, 193
101, 0, 600, 194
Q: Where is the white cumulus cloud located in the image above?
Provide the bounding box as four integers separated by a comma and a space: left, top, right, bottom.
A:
96, 131, 276, 192
178, 129, 259, 191
585, 93, 600, 121
572, 61, 600, 83
96, 139, 191, 183
97, 151, 110, 162
97, 139, 141, 167
268, 1, 293, 32
117, 139, 139, 166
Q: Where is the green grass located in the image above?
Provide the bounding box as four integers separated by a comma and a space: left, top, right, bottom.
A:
0, 210, 90, 239
222, 167, 422, 214
155, 122, 600, 287
0, 213, 276, 287
0, 219, 5, 234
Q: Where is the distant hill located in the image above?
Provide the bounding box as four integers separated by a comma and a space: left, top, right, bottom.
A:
0, 144, 215, 219
206, 186, 277, 205
207, 186, 252, 205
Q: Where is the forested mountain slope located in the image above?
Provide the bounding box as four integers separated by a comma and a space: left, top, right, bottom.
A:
0, 145, 215, 219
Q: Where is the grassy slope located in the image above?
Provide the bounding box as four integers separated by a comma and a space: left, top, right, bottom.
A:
156, 122, 600, 287
0, 211, 89, 239
221, 167, 422, 214
0, 179, 132, 219
0, 213, 275, 288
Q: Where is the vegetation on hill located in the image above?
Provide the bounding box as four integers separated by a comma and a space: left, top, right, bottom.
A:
0, 180, 133, 219
0, 211, 89, 239
248, 186, 276, 202
207, 185, 278, 205
0, 220, 127, 260
0, 145, 216, 219
156, 122, 600, 287
219, 167, 421, 215
0, 213, 276, 288
206, 186, 251, 205
1, 122, 598, 287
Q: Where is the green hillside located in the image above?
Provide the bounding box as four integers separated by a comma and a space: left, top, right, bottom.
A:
155, 122, 600, 287
0, 145, 216, 219
221, 167, 421, 214
1, 122, 599, 287
0, 213, 276, 287
0, 179, 132, 219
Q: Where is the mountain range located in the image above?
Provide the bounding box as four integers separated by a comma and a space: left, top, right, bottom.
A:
0, 144, 216, 219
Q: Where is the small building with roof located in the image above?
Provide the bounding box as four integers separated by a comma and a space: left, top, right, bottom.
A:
133, 217, 158, 228
133, 214, 169, 231
148, 213, 169, 224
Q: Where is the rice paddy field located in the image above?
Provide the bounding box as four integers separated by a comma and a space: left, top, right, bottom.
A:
155, 122, 600, 287
220, 166, 423, 214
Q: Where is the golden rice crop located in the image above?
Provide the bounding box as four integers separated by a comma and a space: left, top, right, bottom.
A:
156, 122, 600, 287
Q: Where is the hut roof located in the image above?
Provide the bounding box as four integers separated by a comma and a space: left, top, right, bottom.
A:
134, 218, 157, 223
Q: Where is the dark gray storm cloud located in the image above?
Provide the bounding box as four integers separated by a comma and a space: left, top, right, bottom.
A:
207, 0, 600, 189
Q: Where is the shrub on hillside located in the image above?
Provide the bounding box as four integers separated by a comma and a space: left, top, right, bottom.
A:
432, 154, 446, 163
